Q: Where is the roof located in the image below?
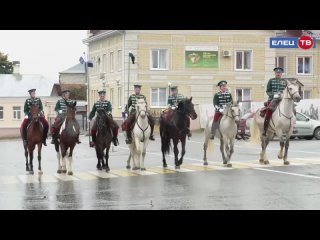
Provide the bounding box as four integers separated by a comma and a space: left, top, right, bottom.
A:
59, 63, 85, 74
0, 74, 56, 97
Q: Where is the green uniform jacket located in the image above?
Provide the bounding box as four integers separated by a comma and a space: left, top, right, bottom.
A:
213, 91, 233, 112
266, 78, 287, 101
54, 98, 74, 114
89, 100, 112, 120
24, 97, 43, 116
128, 94, 146, 114
167, 94, 184, 107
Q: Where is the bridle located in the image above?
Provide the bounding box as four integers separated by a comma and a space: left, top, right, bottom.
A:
135, 103, 149, 142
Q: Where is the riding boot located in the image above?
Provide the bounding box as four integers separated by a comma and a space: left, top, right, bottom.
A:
43, 127, 48, 146
148, 115, 155, 141
263, 118, 270, 136
76, 135, 81, 144
112, 137, 119, 146
22, 127, 28, 144
90, 134, 96, 148
126, 128, 132, 144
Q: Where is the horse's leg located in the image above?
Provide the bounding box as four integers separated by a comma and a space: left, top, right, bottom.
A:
55, 143, 62, 173
24, 144, 29, 171
105, 143, 111, 172
134, 138, 141, 170
220, 139, 227, 165
38, 143, 43, 175
178, 137, 186, 166
126, 153, 131, 169
203, 130, 209, 165
95, 146, 102, 170
278, 135, 284, 159
227, 138, 234, 167
161, 136, 167, 168
283, 138, 290, 165
262, 135, 271, 165
28, 145, 35, 175
173, 138, 179, 169
259, 135, 266, 164
67, 146, 74, 175
60, 145, 67, 173
101, 145, 106, 169
141, 142, 147, 171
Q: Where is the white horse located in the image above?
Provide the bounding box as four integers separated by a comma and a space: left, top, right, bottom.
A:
126, 99, 151, 171
250, 79, 302, 165
203, 102, 240, 167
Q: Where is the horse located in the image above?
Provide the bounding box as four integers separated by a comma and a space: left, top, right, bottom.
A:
55, 101, 80, 175
126, 98, 151, 171
250, 79, 302, 165
21, 104, 44, 175
160, 97, 197, 169
203, 102, 240, 167
94, 108, 113, 172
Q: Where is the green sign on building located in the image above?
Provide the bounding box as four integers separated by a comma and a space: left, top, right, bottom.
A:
185, 46, 219, 68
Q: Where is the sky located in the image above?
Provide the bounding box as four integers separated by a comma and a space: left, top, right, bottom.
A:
0, 30, 88, 82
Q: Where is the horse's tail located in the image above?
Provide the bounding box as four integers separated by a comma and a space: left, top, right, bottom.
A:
160, 119, 171, 155
206, 119, 214, 153
250, 111, 261, 145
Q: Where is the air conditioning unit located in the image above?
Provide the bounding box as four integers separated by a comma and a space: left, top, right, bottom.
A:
223, 50, 231, 57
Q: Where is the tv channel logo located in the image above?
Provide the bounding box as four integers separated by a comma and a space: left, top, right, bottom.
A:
270, 36, 316, 49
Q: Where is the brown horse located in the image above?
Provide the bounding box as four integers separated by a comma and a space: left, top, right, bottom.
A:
94, 109, 113, 172
159, 97, 198, 169
55, 101, 80, 175
21, 104, 43, 175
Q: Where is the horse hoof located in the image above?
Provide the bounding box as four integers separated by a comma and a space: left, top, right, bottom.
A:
62, 170, 67, 174
259, 160, 264, 164
227, 163, 232, 168
278, 155, 283, 159
38, 171, 43, 175
102, 165, 107, 169
57, 170, 62, 174
203, 162, 208, 166
67, 171, 73, 176
264, 160, 269, 165
132, 167, 139, 170
141, 168, 146, 171
126, 165, 131, 169
26, 167, 29, 171
105, 168, 110, 172
163, 164, 167, 168
29, 171, 34, 175
284, 161, 290, 165
175, 166, 180, 169
97, 166, 102, 171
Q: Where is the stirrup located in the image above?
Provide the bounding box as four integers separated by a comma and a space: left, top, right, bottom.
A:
149, 135, 155, 140
209, 134, 214, 140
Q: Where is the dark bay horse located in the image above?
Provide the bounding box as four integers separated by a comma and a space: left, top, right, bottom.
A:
159, 97, 198, 169
94, 109, 113, 172
55, 101, 80, 175
21, 104, 43, 175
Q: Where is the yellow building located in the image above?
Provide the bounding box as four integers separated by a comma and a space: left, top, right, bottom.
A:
83, 30, 320, 120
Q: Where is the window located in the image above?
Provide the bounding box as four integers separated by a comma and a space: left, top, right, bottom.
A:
236, 89, 251, 102
296, 112, 307, 121
275, 56, 286, 74
110, 88, 114, 104
13, 106, 21, 120
302, 90, 311, 99
118, 50, 122, 71
118, 87, 122, 108
151, 88, 167, 107
297, 56, 312, 74
0, 106, 3, 120
102, 54, 106, 73
110, 52, 114, 72
235, 50, 252, 71
150, 49, 168, 70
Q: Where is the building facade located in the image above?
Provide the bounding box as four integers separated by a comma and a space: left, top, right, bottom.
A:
83, 30, 320, 121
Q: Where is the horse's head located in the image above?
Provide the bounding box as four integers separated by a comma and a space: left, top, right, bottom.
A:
66, 100, 77, 120
224, 102, 240, 124
285, 78, 302, 102
136, 98, 147, 118
30, 103, 40, 122
178, 97, 197, 120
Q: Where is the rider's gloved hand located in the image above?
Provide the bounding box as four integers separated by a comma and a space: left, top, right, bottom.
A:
273, 93, 280, 99
58, 110, 63, 114
219, 108, 224, 113
24, 115, 28, 119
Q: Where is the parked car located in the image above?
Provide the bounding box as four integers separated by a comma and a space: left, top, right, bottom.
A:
238, 111, 320, 140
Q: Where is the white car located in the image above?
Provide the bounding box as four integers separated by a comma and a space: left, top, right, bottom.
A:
292, 112, 320, 140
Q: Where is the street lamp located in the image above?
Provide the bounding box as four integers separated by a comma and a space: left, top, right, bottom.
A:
128, 51, 135, 101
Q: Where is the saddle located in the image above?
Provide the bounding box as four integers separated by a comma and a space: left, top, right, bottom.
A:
259, 102, 269, 118
162, 108, 174, 123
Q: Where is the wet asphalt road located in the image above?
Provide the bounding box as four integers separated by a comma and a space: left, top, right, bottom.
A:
1, 131, 320, 209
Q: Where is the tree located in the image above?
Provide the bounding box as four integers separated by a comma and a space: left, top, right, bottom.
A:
0, 52, 13, 74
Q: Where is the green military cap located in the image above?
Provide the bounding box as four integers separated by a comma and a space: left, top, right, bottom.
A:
28, 89, 36, 93
62, 90, 71, 94
217, 80, 227, 87
170, 86, 178, 90
98, 90, 106, 95
273, 67, 284, 73
134, 84, 142, 88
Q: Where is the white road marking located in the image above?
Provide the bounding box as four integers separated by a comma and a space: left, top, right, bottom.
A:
54, 174, 79, 181
164, 165, 196, 172
130, 169, 158, 175
253, 167, 320, 179
88, 171, 119, 179
0, 176, 19, 185
18, 175, 39, 184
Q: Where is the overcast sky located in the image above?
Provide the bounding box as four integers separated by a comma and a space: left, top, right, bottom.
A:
0, 30, 87, 82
